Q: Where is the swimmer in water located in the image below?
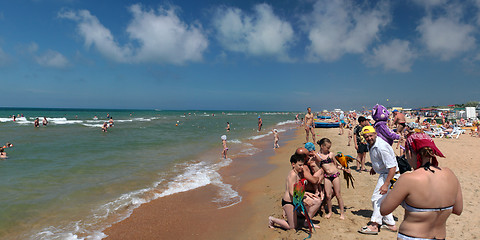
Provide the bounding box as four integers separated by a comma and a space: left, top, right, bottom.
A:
0, 147, 7, 159
34, 118, 40, 128
102, 122, 108, 132
42, 117, 48, 126
109, 117, 114, 127
226, 122, 231, 132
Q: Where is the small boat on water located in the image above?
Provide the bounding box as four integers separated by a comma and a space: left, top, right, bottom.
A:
314, 122, 340, 128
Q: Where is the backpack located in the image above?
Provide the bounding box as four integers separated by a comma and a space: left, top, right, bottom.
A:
396, 155, 412, 174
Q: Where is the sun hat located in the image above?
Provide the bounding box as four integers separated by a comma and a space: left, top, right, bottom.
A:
361, 126, 376, 135
305, 142, 315, 151
221, 135, 227, 140
405, 132, 444, 168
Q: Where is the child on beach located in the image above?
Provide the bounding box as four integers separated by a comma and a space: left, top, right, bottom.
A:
268, 153, 319, 230
221, 135, 228, 159
272, 129, 280, 149
346, 124, 353, 146
315, 138, 347, 219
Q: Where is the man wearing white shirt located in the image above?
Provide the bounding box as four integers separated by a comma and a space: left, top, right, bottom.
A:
358, 126, 400, 235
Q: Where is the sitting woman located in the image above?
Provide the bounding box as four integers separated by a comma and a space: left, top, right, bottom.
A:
380, 132, 463, 240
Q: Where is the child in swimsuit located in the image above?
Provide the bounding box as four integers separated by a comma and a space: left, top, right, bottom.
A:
316, 138, 347, 220
272, 129, 279, 149
269, 153, 318, 230
221, 135, 228, 159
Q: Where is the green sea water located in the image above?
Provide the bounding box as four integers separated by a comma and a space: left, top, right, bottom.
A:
0, 108, 298, 239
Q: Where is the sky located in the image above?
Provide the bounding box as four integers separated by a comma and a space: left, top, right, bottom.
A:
1, 0, 480, 111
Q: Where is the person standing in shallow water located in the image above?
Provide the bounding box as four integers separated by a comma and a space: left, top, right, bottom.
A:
34, 118, 40, 128
258, 116, 262, 131
221, 135, 228, 159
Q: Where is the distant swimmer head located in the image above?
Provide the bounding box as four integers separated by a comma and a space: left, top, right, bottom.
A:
221, 135, 227, 140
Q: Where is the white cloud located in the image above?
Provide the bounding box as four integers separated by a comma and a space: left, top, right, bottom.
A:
303, 0, 391, 62
213, 4, 295, 61
126, 4, 208, 64
26, 42, 69, 68
411, 0, 447, 9
59, 4, 208, 64
58, 9, 132, 62
35, 50, 69, 68
367, 39, 416, 72
417, 16, 475, 60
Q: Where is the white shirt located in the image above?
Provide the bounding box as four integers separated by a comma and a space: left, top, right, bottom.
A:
368, 137, 399, 174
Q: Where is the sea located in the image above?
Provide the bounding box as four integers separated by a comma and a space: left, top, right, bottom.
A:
0, 108, 298, 239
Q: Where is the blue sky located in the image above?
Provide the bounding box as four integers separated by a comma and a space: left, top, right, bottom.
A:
0, 0, 479, 111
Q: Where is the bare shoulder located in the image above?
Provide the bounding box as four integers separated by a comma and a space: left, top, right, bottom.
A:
398, 170, 425, 183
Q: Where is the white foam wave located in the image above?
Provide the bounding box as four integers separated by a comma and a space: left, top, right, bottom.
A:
132, 118, 151, 122
263, 112, 290, 115
82, 124, 103, 128
0, 117, 13, 122
238, 147, 261, 156
226, 113, 247, 116
85, 120, 103, 123
227, 139, 242, 144
33, 158, 239, 240
248, 132, 272, 140
276, 120, 296, 126
115, 119, 133, 123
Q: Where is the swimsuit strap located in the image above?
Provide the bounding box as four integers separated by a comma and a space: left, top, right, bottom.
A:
421, 162, 435, 173
401, 201, 453, 212
398, 232, 445, 240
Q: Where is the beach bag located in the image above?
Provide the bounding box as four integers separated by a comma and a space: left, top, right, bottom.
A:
396, 155, 411, 174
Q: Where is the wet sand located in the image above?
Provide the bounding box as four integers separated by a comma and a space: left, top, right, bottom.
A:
103, 125, 479, 239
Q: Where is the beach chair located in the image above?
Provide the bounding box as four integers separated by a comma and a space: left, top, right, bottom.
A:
424, 128, 444, 138
445, 127, 465, 139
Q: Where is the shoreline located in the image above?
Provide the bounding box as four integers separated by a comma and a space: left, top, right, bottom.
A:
103, 125, 479, 239
102, 125, 300, 239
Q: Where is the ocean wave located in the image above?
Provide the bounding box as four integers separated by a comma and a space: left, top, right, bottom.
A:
276, 120, 296, 126
132, 118, 151, 122
227, 139, 242, 144
33, 158, 238, 240
226, 113, 247, 116
248, 132, 272, 140
238, 146, 261, 156
82, 124, 104, 128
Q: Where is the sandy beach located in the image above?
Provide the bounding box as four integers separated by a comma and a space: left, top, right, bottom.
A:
103, 125, 479, 239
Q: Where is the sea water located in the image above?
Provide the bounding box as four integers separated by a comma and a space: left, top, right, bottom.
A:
0, 108, 298, 239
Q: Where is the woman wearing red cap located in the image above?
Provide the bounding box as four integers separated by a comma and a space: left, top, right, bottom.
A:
380, 133, 463, 240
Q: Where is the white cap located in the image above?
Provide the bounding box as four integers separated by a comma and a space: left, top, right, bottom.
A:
221, 135, 227, 140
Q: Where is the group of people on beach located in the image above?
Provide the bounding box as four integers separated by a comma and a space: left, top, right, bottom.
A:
268, 107, 463, 240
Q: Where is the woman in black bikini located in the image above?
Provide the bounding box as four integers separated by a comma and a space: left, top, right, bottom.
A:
380, 132, 463, 240
316, 138, 347, 219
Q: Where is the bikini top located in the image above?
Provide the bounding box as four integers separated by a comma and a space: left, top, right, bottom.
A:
401, 201, 453, 212
319, 155, 334, 166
